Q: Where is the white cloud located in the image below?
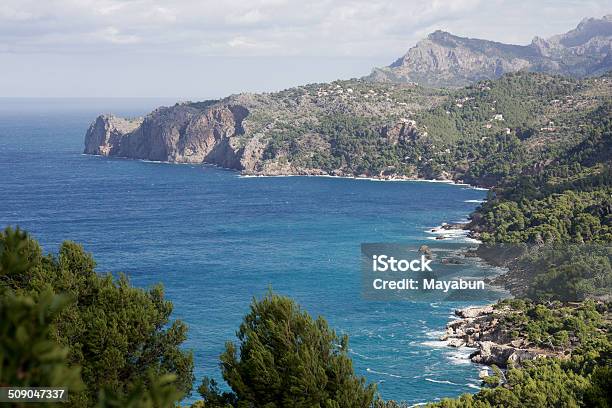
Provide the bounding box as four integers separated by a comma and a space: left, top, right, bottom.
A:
228, 9, 266, 25
98, 26, 141, 44
0, 0, 609, 58
227, 35, 275, 50
0, 5, 35, 21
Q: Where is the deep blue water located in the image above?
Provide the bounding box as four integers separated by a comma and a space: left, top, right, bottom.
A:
0, 99, 500, 405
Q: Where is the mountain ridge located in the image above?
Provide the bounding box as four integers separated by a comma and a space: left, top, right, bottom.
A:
367, 15, 612, 87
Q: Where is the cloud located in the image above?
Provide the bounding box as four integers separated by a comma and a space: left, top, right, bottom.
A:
98, 26, 141, 44
0, 0, 610, 58
227, 35, 278, 51
0, 4, 35, 21
228, 9, 266, 25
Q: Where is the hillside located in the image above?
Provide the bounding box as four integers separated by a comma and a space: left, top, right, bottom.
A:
366, 15, 612, 87
85, 72, 611, 185
84, 80, 448, 176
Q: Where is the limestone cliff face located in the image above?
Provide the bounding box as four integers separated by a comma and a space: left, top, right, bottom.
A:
84, 115, 142, 156
368, 15, 612, 87
84, 102, 252, 170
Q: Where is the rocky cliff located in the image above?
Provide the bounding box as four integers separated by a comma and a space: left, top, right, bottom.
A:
442, 301, 611, 369
84, 102, 252, 170
84, 115, 143, 156
441, 306, 552, 367
84, 80, 444, 177
367, 15, 612, 87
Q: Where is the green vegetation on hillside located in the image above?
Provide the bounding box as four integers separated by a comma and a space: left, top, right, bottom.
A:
471, 98, 611, 245
491, 299, 609, 350
430, 356, 611, 408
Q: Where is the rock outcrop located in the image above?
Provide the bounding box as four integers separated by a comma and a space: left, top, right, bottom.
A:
84, 115, 142, 156
84, 102, 252, 170
367, 15, 612, 87
441, 306, 553, 368
470, 341, 541, 366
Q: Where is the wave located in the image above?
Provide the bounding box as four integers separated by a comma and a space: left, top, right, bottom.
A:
420, 340, 448, 348
425, 378, 458, 385
444, 349, 474, 366
425, 225, 482, 243
366, 368, 403, 378
464, 199, 486, 203
426, 236, 479, 244
427, 228, 468, 236
240, 174, 408, 182
424, 330, 445, 338
349, 349, 374, 360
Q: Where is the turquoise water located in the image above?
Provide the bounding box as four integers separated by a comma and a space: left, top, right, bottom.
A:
0, 100, 499, 405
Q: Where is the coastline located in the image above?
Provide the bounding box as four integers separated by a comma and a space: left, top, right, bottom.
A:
83, 152, 490, 190
422, 218, 518, 378
240, 172, 489, 190
440, 304, 571, 369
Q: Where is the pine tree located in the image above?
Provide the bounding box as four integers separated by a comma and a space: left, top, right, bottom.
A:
213, 291, 376, 408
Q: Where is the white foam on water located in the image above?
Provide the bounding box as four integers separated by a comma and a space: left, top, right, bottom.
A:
366, 368, 403, 378
444, 348, 475, 365
425, 378, 458, 385
420, 340, 448, 348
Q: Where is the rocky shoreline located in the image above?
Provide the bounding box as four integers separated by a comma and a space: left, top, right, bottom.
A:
240, 171, 477, 185
441, 305, 556, 368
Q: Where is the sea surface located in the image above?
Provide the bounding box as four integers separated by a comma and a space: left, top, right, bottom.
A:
0, 98, 503, 405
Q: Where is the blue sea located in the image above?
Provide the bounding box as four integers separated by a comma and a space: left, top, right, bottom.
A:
0, 98, 502, 405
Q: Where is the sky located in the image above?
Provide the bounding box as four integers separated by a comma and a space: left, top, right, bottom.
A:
0, 0, 609, 98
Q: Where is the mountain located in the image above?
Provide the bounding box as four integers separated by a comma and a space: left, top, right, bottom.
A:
366, 15, 612, 87
85, 71, 611, 185
84, 80, 446, 177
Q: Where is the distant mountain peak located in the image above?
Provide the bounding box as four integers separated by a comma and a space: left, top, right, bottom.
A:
366, 15, 612, 87
427, 30, 454, 40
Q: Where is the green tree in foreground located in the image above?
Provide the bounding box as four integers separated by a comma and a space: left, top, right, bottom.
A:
0, 290, 84, 407
203, 291, 376, 408
0, 227, 193, 407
